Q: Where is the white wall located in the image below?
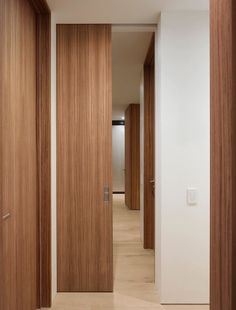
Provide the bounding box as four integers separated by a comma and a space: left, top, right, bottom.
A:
155, 11, 210, 304
51, 14, 57, 302
140, 70, 144, 242
112, 126, 125, 192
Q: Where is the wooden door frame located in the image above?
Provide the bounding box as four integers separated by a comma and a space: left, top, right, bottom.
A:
143, 34, 155, 249
30, 0, 51, 307
210, 1, 236, 309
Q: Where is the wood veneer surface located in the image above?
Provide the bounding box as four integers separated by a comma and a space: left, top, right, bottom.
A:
57, 24, 113, 292
0, 0, 38, 309
210, 1, 236, 309
125, 104, 140, 210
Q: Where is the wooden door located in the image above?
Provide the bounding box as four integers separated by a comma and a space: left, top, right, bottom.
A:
125, 104, 140, 210
57, 25, 113, 292
0, 0, 37, 309
144, 36, 155, 249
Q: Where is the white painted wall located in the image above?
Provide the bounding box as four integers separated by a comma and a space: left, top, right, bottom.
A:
155, 11, 210, 304
140, 70, 144, 242
51, 14, 57, 302
112, 126, 125, 192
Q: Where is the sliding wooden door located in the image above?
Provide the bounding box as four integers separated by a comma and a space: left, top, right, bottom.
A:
144, 36, 155, 249
57, 25, 113, 292
0, 0, 38, 309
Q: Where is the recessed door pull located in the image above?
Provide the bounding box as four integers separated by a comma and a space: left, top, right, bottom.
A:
2, 213, 11, 220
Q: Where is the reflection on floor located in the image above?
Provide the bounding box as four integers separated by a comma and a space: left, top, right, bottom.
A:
51, 194, 209, 310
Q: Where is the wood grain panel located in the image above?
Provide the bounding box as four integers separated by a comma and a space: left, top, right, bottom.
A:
125, 107, 132, 209
57, 24, 113, 292
125, 104, 140, 210
210, 1, 236, 309
144, 36, 155, 249
0, 0, 37, 309
36, 10, 51, 307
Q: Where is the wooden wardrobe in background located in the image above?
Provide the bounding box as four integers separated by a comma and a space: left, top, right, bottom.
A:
125, 104, 140, 210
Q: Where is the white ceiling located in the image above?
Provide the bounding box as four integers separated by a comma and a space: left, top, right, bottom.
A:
47, 0, 209, 24
47, 0, 209, 118
112, 31, 153, 109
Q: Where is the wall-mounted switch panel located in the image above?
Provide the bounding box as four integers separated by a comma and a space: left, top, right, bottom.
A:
187, 188, 198, 206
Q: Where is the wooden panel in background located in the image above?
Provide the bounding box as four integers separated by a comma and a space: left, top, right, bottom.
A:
125, 108, 132, 208
57, 24, 113, 292
210, 1, 236, 310
0, 0, 37, 309
125, 104, 140, 210
144, 35, 155, 250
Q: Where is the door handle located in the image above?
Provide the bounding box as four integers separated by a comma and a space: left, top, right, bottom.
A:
150, 180, 155, 183
2, 213, 11, 220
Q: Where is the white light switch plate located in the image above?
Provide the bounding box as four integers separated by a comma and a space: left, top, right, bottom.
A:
187, 188, 198, 206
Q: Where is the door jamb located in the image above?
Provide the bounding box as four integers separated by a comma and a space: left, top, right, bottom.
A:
210, 1, 236, 309
29, 0, 51, 307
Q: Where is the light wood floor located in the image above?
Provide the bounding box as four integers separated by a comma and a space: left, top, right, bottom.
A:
51, 194, 209, 310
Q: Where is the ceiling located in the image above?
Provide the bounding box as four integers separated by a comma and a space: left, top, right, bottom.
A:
47, 0, 209, 119
47, 0, 209, 24
112, 31, 153, 111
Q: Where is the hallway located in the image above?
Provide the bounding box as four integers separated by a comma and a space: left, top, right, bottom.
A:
51, 195, 209, 310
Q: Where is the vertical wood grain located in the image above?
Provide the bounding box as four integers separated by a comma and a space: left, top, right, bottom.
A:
144, 36, 155, 249
0, 0, 37, 309
125, 104, 140, 210
0, 0, 51, 309
57, 24, 113, 292
211, 0, 236, 309
36, 10, 51, 307
125, 107, 131, 209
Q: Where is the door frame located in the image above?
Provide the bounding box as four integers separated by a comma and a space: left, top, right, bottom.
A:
30, 0, 52, 307
0, 0, 51, 308
210, 1, 236, 309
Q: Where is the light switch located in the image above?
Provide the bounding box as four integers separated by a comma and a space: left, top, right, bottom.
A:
187, 188, 198, 206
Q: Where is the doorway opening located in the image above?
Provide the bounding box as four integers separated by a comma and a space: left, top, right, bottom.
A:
112, 26, 156, 302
